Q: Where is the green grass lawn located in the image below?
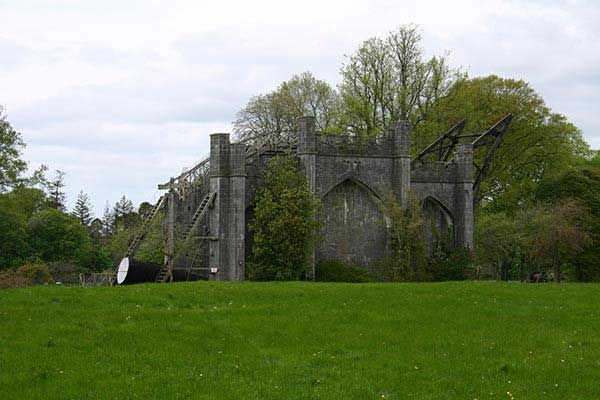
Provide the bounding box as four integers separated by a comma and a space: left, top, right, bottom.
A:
1, 281, 599, 399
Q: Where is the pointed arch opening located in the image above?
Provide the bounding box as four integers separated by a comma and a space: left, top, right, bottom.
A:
317, 178, 388, 268
422, 196, 455, 255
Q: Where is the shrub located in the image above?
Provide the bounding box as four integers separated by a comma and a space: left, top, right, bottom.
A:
45, 261, 80, 284
376, 193, 429, 282
315, 260, 374, 282
247, 155, 320, 281
0, 270, 29, 289
17, 264, 53, 285
429, 247, 472, 281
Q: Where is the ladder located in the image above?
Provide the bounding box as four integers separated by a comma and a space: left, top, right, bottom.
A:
156, 191, 215, 283
123, 195, 166, 258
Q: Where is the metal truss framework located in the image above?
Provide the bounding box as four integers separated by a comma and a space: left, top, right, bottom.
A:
414, 114, 513, 198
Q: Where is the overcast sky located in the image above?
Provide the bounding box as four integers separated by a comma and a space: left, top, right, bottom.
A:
1, 0, 599, 215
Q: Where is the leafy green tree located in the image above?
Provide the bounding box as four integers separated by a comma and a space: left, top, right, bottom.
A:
339, 25, 462, 135
417, 76, 589, 208
248, 154, 320, 280
135, 212, 165, 265
113, 195, 138, 229
0, 106, 27, 192
46, 170, 66, 211
528, 199, 591, 282
138, 201, 153, 218
27, 208, 92, 267
234, 72, 341, 147
0, 187, 48, 269
475, 212, 528, 280
101, 201, 115, 237
89, 217, 104, 243
533, 155, 600, 280
0, 207, 28, 269
72, 190, 94, 226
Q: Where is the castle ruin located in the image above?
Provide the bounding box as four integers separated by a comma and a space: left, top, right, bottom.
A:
122, 115, 510, 283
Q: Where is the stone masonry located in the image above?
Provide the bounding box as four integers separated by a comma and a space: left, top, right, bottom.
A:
164, 117, 474, 281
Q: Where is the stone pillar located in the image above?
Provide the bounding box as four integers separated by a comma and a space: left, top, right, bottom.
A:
297, 116, 317, 191
229, 143, 246, 281
392, 120, 411, 207
454, 143, 474, 249
208, 133, 246, 281
297, 116, 317, 280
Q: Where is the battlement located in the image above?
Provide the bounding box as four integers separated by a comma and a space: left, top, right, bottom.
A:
298, 116, 410, 158
315, 131, 393, 156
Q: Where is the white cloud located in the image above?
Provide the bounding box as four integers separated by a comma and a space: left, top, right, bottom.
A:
1, 0, 598, 214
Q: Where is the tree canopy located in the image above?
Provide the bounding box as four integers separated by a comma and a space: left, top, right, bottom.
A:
0, 107, 27, 192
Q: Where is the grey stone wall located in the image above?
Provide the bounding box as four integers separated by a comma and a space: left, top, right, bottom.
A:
167, 117, 474, 280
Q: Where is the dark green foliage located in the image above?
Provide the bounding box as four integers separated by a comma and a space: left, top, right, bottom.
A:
45, 170, 66, 211
532, 160, 600, 281
134, 212, 165, 265
0, 206, 28, 268
417, 76, 589, 208
72, 190, 93, 226
315, 260, 374, 282
27, 209, 92, 267
0, 187, 48, 269
248, 154, 319, 281
0, 106, 27, 191
429, 247, 471, 281
113, 195, 137, 229
377, 193, 428, 282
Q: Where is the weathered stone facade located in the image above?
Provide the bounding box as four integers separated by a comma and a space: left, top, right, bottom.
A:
164, 117, 474, 281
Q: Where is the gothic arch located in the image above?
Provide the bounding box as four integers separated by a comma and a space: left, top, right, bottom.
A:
317, 178, 388, 268
422, 196, 455, 254
320, 171, 383, 203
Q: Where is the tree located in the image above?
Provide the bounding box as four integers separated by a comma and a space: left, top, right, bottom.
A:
339, 25, 462, 135
138, 201, 153, 218
0, 207, 28, 269
417, 76, 589, 208
0, 186, 48, 269
27, 208, 92, 267
533, 155, 600, 280
528, 199, 591, 282
134, 212, 165, 265
0, 106, 27, 192
234, 72, 341, 147
475, 212, 528, 280
89, 217, 104, 243
101, 201, 115, 237
72, 191, 94, 226
46, 170, 66, 211
112, 195, 137, 228
248, 154, 320, 280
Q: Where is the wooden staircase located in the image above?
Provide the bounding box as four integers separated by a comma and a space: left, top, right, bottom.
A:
124, 195, 166, 258
155, 191, 215, 283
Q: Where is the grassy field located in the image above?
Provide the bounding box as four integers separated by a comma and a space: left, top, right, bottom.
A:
1, 281, 599, 399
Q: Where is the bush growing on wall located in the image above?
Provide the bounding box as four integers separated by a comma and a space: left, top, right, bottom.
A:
247, 154, 320, 281
377, 193, 429, 282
